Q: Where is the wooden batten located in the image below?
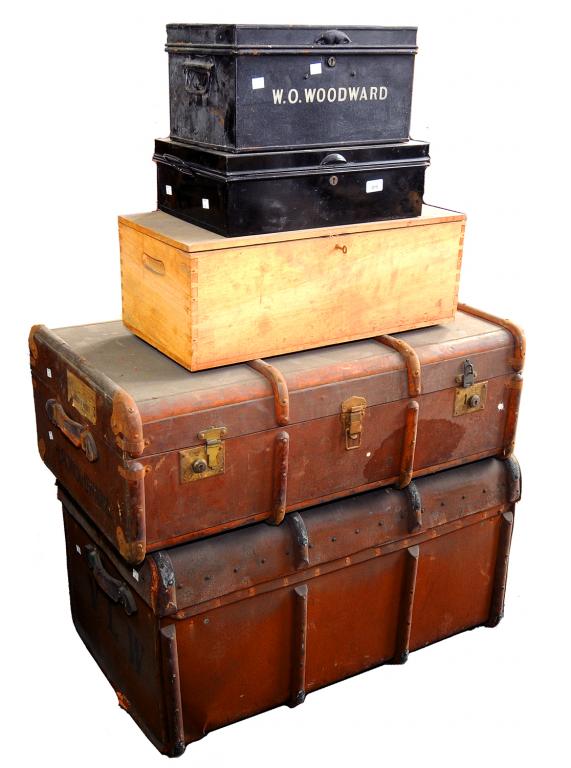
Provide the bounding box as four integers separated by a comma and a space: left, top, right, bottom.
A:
119, 207, 466, 371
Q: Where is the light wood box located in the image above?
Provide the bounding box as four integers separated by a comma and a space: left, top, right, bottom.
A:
119, 207, 466, 371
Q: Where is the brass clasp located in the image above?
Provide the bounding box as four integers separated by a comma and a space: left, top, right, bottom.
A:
179, 426, 227, 483
341, 396, 367, 450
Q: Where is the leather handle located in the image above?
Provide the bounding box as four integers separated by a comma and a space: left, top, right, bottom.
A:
315, 29, 352, 45
45, 399, 98, 462
85, 545, 137, 616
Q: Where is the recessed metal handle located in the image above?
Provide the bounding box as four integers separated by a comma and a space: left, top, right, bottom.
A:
45, 399, 98, 462
85, 545, 137, 616
320, 153, 348, 166
315, 30, 352, 45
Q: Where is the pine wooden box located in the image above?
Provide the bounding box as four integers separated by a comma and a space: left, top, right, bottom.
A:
119, 206, 465, 371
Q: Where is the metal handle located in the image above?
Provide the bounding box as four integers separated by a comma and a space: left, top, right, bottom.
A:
156, 152, 193, 174
45, 399, 98, 462
85, 545, 137, 616
315, 29, 352, 45
182, 57, 214, 95
320, 153, 347, 166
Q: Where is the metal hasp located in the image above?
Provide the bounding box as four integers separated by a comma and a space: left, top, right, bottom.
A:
454, 359, 487, 416
341, 396, 367, 450
179, 427, 227, 483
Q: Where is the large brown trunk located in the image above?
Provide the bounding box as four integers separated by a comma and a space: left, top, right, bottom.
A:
31, 306, 524, 564
59, 456, 520, 756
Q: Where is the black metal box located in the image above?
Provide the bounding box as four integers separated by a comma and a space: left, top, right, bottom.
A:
166, 24, 417, 152
154, 138, 429, 236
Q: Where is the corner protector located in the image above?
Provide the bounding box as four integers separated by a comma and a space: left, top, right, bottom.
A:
111, 389, 145, 457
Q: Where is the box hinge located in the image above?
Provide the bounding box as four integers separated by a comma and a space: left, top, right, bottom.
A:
341, 396, 367, 450
454, 358, 487, 416
179, 426, 227, 483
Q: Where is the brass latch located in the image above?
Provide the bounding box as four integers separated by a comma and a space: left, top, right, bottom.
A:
341, 396, 367, 450
454, 359, 487, 416
179, 426, 227, 483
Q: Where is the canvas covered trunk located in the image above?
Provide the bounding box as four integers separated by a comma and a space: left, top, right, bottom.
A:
29, 306, 524, 564
59, 456, 520, 756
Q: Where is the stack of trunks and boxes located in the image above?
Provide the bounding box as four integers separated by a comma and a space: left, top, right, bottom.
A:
29, 25, 525, 757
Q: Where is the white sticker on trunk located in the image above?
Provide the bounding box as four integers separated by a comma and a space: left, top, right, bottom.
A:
48, 430, 53, 441
366, 178, 384, 193
310, 62, 322, 75
202, 198, 210, 209
46, 368, 52, 378
132, 569, 140, 582
252, 76, 265, 90
165, 184, 173, 195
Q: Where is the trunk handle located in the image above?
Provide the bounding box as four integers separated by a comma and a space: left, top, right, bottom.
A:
315, 30, 352, 45
320, 153, 348, 166
155, 152, 194, 175
182, 56, 214, 95
45, 399, 98, 462
85, 545, 137, 616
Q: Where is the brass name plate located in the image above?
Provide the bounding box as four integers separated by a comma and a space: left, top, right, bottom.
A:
67, 370, 97, 424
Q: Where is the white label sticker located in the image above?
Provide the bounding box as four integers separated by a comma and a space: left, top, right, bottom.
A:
252, 76, 265, 90
310, 62, 322, 75
366, 178, 384, 193
48, 430, 54, 441
497, 402, 505, 411
202, 198, 210, 210
75, 544, 82, 555
132, 569, 140, 582
165, 184, 173, 196
46, 368, 52, 378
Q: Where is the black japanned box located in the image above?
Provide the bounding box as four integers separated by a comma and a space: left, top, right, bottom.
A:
166, 24, 418, 152
154, 137, 429, 236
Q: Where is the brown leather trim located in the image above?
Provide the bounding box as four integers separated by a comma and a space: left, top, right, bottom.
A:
486, 511, 515, 627
159, 625, 186, 757
376, 334, 422, 396
116, 461, 147, 565
458, 303, 525, 372
270, 430, 289, 525
112, 389, 146, 456
28, 323, 43, 365
502, 373, 523, 458
247, 359, 290, 426
393, 545, 419, 663
398, 400, 419, 488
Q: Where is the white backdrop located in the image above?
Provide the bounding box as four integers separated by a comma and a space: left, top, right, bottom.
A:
1, 2, 568, 766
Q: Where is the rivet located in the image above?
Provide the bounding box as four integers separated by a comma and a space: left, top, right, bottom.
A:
331, 536, 337, 542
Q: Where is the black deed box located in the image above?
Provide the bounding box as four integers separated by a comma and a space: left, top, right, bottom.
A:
154, 137, 429, 236
166, 24, 418, 152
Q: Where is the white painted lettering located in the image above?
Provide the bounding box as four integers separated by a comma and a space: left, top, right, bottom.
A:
272, 89, 284, 104
316, 88, 326, 103
287, 88, 299, 104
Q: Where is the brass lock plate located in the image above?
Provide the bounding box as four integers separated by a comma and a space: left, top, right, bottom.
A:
341, 396, 367, 450
179, 427, 227, 483
454, 382, 488, 416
